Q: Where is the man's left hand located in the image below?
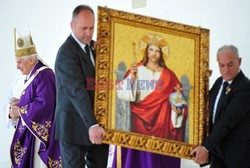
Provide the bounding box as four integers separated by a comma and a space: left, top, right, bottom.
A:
89, 126, 105, 145
190, 145, 209, 165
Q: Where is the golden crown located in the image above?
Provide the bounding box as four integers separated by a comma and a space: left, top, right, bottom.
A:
139, 33, 169, 58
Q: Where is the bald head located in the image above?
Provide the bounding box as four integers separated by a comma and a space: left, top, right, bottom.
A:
72, 5, 94, 21
70, 5, 95, 44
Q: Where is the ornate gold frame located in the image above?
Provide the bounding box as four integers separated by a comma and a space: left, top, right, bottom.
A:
95, 6, 210, 159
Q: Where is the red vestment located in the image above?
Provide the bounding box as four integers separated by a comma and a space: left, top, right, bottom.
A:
129, 67, 188, 141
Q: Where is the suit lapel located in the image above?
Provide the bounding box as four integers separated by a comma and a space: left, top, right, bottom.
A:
214, 86, 229, 122
214, 71, 244, 122
68, 35, 95, 73
79, 48, 95, 73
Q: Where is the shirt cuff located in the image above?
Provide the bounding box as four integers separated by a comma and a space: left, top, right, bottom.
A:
202, 146, 209, 153
90, 124, 99, 129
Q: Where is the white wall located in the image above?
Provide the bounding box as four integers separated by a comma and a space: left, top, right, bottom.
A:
1, 0, 249, 167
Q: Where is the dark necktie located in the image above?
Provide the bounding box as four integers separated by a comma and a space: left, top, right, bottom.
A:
24, 78, 28, 84
85, 44, 91, 60
213, 81, 229, 123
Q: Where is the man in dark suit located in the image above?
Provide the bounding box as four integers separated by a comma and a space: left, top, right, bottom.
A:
191, 45, 250, 168
54, 5, 109, 168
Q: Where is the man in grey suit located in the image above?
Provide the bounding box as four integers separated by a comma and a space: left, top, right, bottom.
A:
191, 45, 250, 168
54, 5, 109, 168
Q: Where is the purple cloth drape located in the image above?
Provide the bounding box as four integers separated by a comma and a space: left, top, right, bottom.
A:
112, 147, 180, 168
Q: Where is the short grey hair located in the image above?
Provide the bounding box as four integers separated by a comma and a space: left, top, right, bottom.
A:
21, 54, 39, 62
217, 45, 239, 58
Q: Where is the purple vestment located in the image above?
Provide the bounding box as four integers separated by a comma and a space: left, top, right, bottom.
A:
112, 147, 180, 168
10, 61, 61, 168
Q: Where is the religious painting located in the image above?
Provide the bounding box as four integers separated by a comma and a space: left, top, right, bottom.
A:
94, 6, 210, 159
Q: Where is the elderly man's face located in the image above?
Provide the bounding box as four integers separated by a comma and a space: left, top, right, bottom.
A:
16, 57, 34, 75
217, 51, 241, 81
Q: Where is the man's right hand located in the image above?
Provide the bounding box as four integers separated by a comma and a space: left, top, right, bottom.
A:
89, 126, 106, 145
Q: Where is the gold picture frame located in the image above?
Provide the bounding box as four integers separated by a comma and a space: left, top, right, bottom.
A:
94, 6, 210, 159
